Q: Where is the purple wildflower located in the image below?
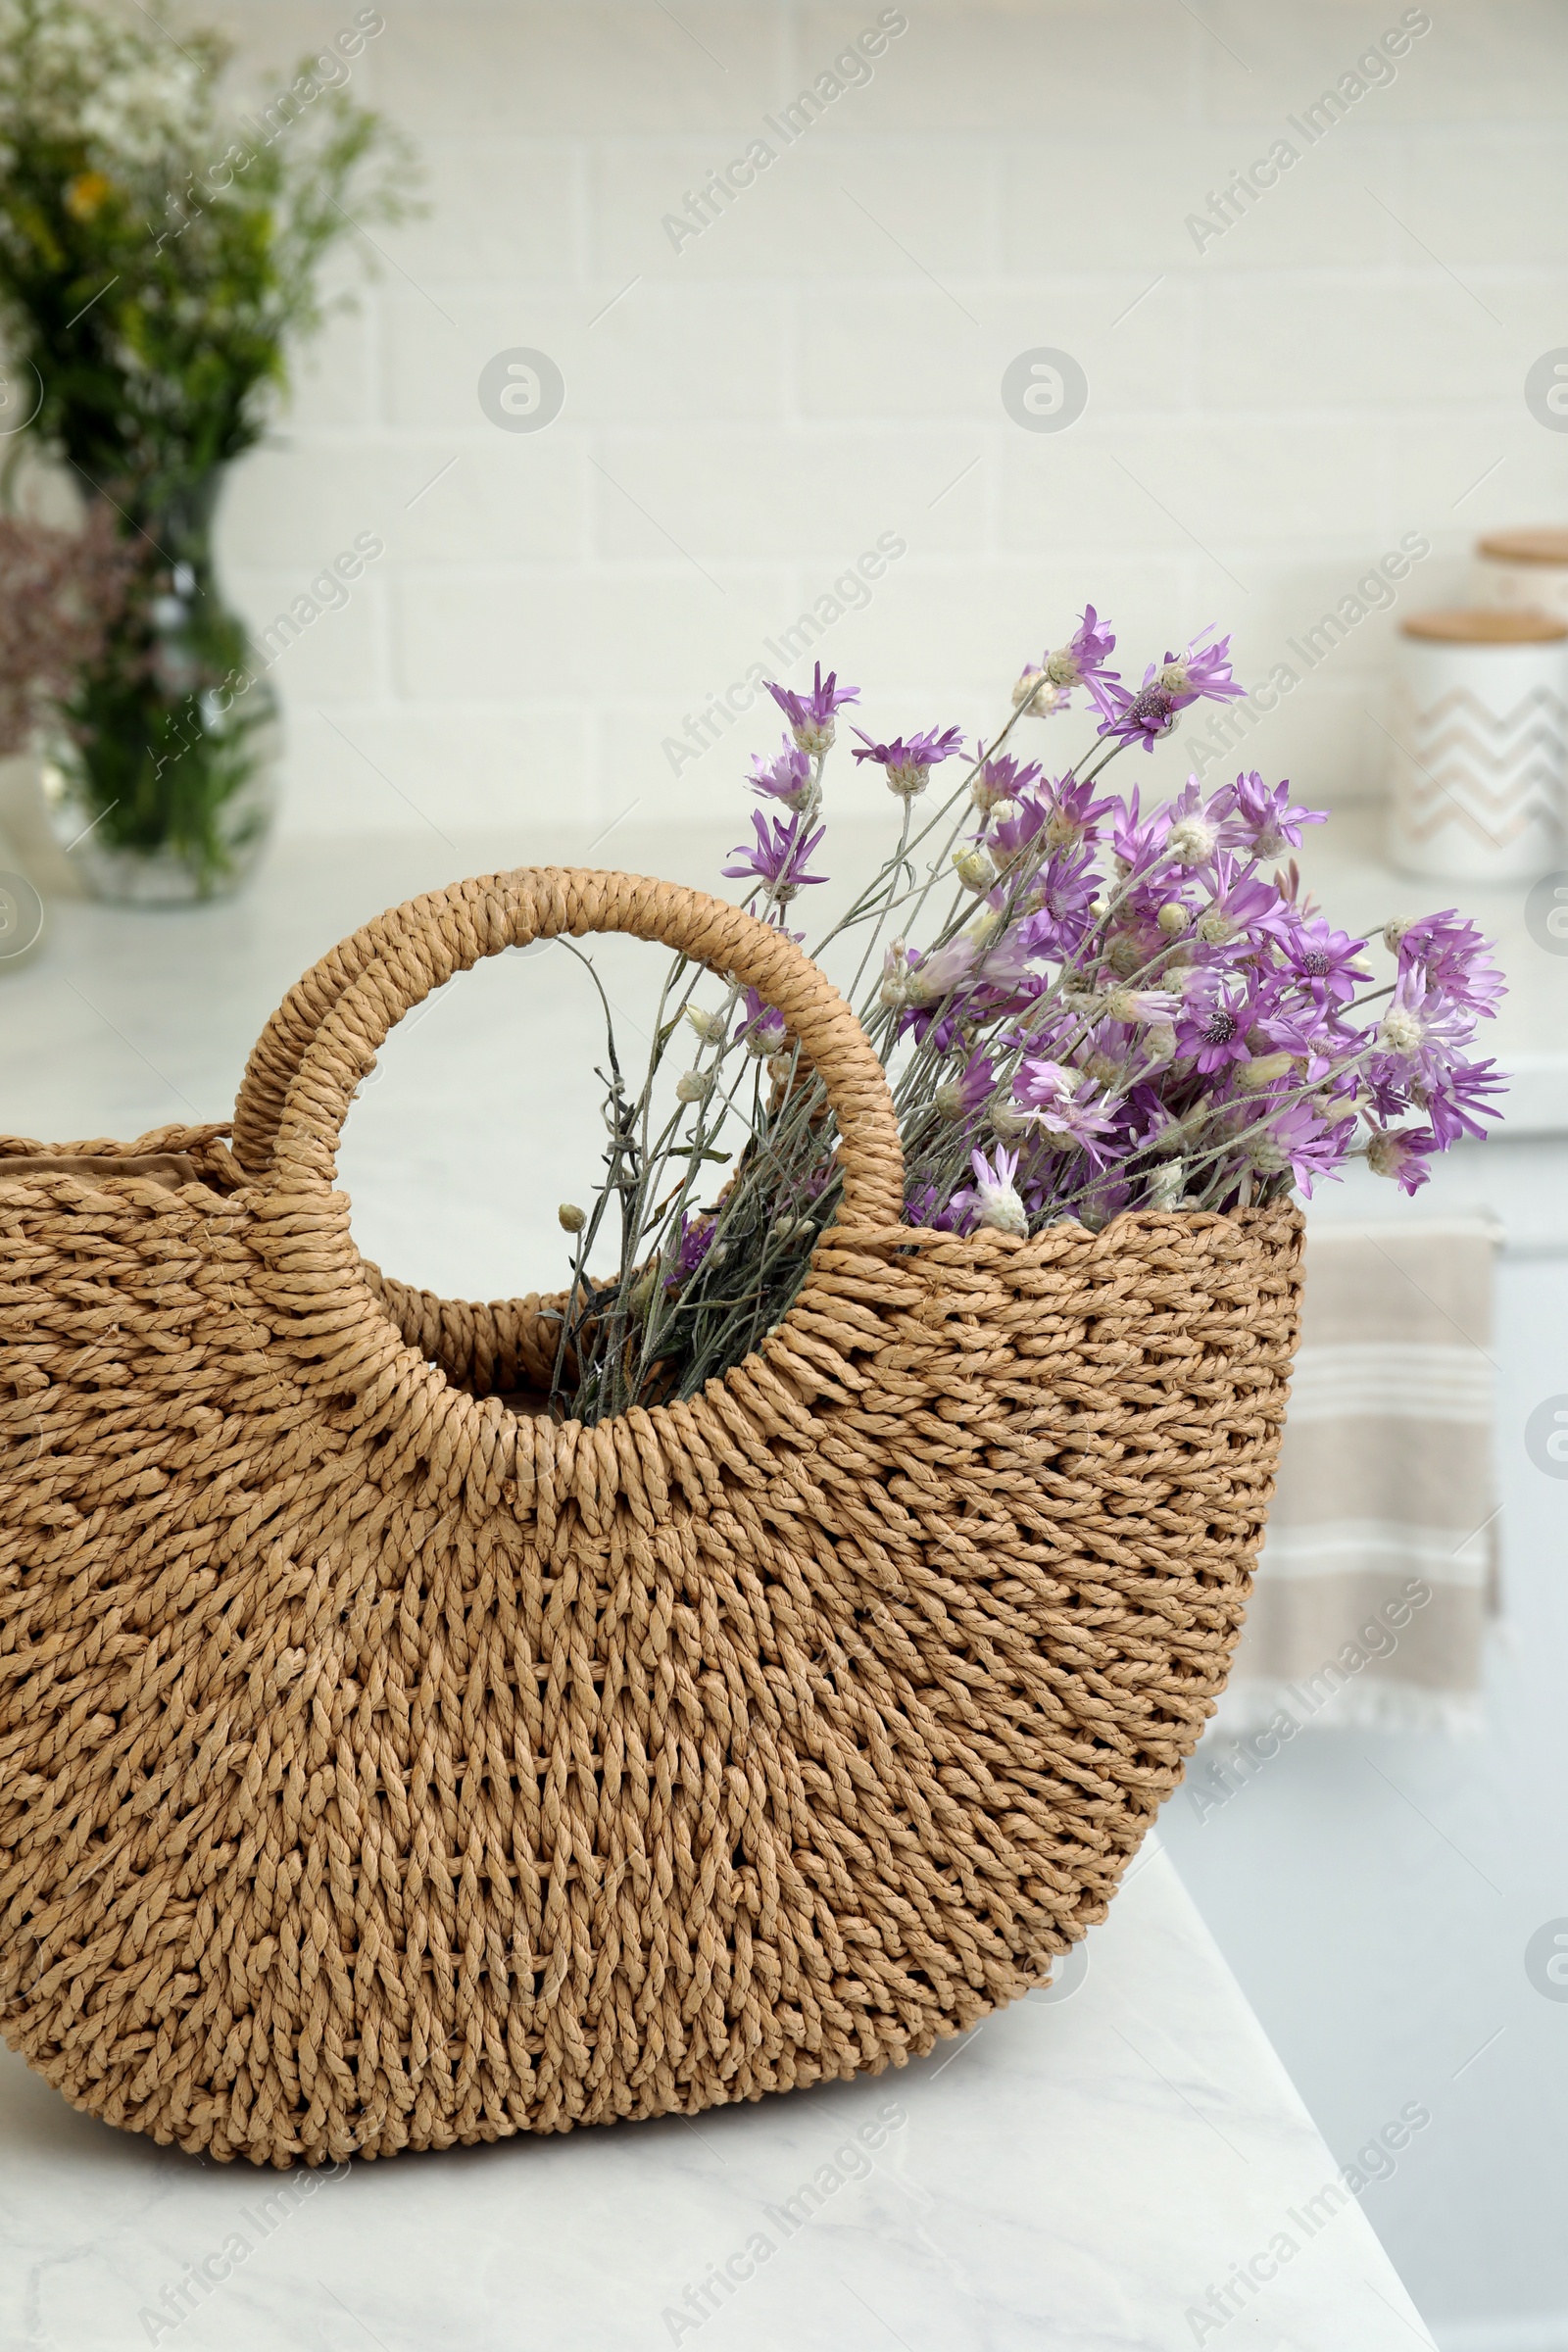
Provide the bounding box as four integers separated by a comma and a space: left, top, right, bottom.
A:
1241, 1099, 1355, 1197
852, 723, 965, 799
1365, 1126, 1439, 1196
1392, 910, 1506, 1018
971, 747, 1043, 812
1096, 632, 1245, 752
766, 662, 859, 755
1015, 845, 1102, 961
1011, 1058, 1119, 1163
1160, 777, 1232, 870
1102, 982, 1182, 1026
1194, 854, 1297, 955
949, 1145, 1029, 1237
1372, 969, 1476, 1085
665, 1213, 716, 1290
906, 1181, 962, 1233
934, 1049, 998, 1123
1109, 785, 1172, 876
1159, 631, 1245, 709
748, 737, 815, 811
986, 791, 1051, 870
1038, 774, 1115, 853
723, 810, 827, 904
1039, 605, 1122, 717
1278, 911, 1370, 1007
898, 935, 977, 1007
1094, 675, 1183, 752
1178, 972, 1254, 1074
1419, 1056, 1508, 1146
1222, 771, 1326, 860
734, 986, 788, 1056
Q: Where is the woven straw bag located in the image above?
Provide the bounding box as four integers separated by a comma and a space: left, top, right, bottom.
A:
0, 868, 1302, 2167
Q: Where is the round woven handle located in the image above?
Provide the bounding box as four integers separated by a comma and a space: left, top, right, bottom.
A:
256, 867, 906, 1227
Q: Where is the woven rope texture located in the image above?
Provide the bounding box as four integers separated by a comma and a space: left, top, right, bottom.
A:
0, 870, 1302, 2165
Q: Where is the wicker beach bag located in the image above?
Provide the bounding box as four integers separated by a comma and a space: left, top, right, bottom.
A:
0, 868, 1302, 2167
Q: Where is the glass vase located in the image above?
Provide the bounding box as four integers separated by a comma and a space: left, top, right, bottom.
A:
39, 477, 279, 905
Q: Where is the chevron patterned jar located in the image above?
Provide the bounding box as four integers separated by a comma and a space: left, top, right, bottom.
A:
1386, 608, 1568, 883
1474, 527, 1568, 625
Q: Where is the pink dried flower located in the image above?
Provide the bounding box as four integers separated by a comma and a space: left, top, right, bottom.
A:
0, 505, 138, 756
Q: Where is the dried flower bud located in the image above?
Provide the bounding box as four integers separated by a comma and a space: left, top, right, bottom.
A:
1382, 917, 1412, 954
952, 845, 996, 893
558, 1201, 586, 1233
879, 938, 912, 1007
684, 1005, 726, 1044
992, 1099, 1030, 1139
1236, 1051, 1295, 1091
1167, 815, 1217, 867
1011, 667, 1063, 717
1246, 1130, 1293, 1176
766, 1052, 796, 1087
1144, 1020, 1178, 1066
1156, 901, 1189, 935
966, 906, 1004, 948
1148, 1158, 1187, 1209
675, 1069, 710, 1103
1196, 911, 1236, 946
746, 1016, 787, 1057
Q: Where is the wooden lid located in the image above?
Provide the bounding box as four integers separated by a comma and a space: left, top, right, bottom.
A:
1400, 607, 1568, 644
1477, 528, 1568, 565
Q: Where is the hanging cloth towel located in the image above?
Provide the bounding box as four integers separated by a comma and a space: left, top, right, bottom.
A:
1215, 1216, 1499, 1739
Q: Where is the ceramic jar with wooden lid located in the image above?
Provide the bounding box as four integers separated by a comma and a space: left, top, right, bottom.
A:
1387, 608, 1568, 882
1475, 527, 1568, 624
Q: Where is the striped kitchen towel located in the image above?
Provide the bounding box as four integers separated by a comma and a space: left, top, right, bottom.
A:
1214, 1217, 1500, 1738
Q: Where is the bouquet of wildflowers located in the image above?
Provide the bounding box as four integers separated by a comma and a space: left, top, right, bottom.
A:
546, 611, 1506, 1426
0, 0, 416, 890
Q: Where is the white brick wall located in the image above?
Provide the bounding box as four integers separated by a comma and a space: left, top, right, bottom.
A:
195, 0, 1568, 842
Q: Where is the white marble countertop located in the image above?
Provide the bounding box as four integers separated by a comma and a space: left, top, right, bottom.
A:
0, 1841, 1432, 2352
